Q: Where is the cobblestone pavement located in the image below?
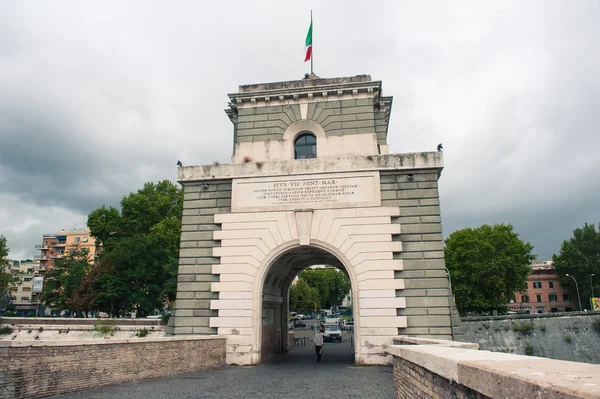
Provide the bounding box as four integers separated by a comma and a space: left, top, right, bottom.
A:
50, 332, 394, 399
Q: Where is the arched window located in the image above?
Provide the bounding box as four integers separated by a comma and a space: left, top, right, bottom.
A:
294, 133, 317, 159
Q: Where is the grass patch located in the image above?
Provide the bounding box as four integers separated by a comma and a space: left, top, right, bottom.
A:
512, 321, 536, 335
564, 335, 572, 343
592, 319, 600, 333
94, 320, 118, 336
136, 328, 149, 338
524, 344, 535, 356
0, 325, 13, 335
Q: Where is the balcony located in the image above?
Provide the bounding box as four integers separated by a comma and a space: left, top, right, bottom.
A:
53, 242, 67, 247
35, 244, 42, 249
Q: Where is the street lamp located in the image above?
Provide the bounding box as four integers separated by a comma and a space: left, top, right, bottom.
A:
591, 274, 596, 310
565, 274, 582, 311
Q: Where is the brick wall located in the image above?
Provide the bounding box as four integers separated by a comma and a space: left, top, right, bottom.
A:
175, 179, 232, 335
0, 337, 226, 399
393, 357, 490, 399
380, 170, 465, 339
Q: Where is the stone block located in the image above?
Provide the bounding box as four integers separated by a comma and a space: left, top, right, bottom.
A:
399, 224, 442, 234
181, 231, 214, 241
397, 189, 438, 200
404, 278, 448, 289
180, 248, 214, 258
423, 251, 445, 259
397, 327, 430, 335
184, 193, 200, 200
405, 297, 451, 308
361, 316, 407, 328
403, 260, 446, 271
185, 199, 218, 209
395, 270, 425, 279
398, 289, 427, 297
428, 308, 450, 315
397, 308, 428, 316
402, 241, 444, 252
399, 206, 441, 217
193, 310, 217, 317
407, 315, 451, 327
395, 252, 424, 260
422, 233, 443, 241
182, 215, 215, 225
421, 216, 443, 225
425, 270, 447, 278
195, 274, 219, 282
176, 299, 211, 309
426, 289, 449, 297
177, 282, 212, 292
420, 198, 440, 206
360, 297, 406, 309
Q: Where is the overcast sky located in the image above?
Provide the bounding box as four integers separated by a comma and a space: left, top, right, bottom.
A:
1, 1, 599, 260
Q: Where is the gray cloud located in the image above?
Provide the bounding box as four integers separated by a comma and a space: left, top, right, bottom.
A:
1, 1, 599, 260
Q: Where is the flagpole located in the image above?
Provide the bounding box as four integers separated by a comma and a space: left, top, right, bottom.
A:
310, 10, 314, 75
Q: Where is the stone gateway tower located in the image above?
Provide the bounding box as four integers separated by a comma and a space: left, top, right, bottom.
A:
174, 74, 462, 365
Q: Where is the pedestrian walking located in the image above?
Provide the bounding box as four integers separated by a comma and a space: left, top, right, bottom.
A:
314, 326, 325, 362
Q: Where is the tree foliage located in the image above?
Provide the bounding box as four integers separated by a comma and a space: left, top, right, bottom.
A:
0, 235, 18, 303
41, 245, 93, 316
289, 279, 320, 314
49, 179, 185, 317
445, 223, 535, 315
86, 180, 182, 317
297, 268, 351, 310
552, 223, 600, 309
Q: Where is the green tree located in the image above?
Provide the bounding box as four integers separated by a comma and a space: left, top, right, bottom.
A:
553, 223, 600, 310
289, 279, 320, 314
41, 244, 93, 316
106, 235, 178, 317
0, 235, 20, 310
444, 223, 535, 315
86, 180, 183, 316
298, 268, 351, 309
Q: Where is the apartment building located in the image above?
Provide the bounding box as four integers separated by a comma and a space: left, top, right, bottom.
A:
36, 229, 98, 272
5, 259, 43, 313
508, 260, 575, 313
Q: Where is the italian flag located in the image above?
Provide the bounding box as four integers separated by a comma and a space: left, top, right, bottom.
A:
304, 20, 312, 62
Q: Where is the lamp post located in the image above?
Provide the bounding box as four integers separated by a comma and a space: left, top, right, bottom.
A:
445, 267, 454, 340
591, 274, 596, 310
565, 274, 582, 311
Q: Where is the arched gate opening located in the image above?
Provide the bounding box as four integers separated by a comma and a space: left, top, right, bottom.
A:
253, 243, 360, 364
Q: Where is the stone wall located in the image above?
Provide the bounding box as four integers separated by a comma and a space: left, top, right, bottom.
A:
393, 357, 489, 399
461, 312, 600, 364
0, 337, 226, 399
380, 170, 464, 340
387, 336, 600, 399
174, 179, 232, 335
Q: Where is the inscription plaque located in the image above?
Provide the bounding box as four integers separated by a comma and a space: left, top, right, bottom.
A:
231, 171, 380, 212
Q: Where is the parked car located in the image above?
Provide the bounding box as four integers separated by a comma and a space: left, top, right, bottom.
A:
294, 321, 307, 328
344, 321, 354, 331
323, 323, 342, 342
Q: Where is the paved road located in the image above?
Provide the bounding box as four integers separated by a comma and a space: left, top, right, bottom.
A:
50, 331, 393, 399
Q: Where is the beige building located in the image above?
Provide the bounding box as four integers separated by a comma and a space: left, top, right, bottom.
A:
173, 74, 461, 365
36, 229, 98, 272
5, 259, 42, 313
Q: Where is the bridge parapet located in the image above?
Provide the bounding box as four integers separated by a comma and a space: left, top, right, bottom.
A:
387, 336, 600, 399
